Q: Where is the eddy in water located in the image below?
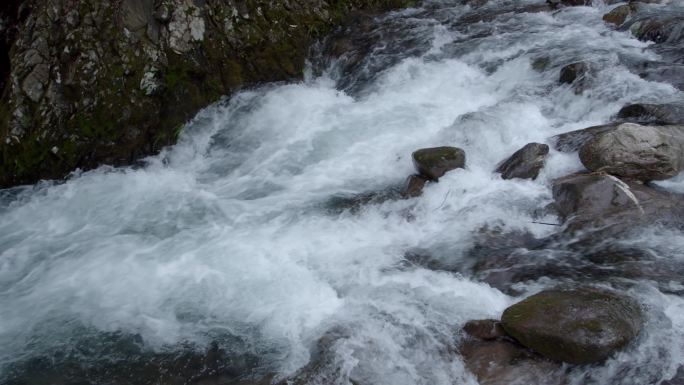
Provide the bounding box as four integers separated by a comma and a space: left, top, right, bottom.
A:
1, 0, 684, 384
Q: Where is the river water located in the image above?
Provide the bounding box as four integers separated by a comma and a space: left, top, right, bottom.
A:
1, 0, 683, 384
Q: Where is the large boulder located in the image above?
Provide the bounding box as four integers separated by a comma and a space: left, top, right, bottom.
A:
412, 146, 466, 180
578, 123, 684, 181
501, 287, 644, 364
495, 143, 549, 180
551, 172, 684, 231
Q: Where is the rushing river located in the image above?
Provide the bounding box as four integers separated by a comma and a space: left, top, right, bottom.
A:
1, 0, 684, 384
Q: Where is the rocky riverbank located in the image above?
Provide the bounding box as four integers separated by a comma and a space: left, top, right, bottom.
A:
0, 0, 413, 188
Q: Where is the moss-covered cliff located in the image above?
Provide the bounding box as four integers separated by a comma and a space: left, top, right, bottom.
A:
0, 0, 413, 188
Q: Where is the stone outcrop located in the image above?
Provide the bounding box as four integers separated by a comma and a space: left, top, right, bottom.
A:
495, 143, 549, 180
578, 123, 684, 181
0, 0, 414, 187
501, 287, 644, 364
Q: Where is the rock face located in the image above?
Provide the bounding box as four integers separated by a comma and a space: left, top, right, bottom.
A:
501, 287, 644, 364
495, 143, 549, 180
0, 0, 414, 188
578, 123, 684, 181
412, 146, 466, 180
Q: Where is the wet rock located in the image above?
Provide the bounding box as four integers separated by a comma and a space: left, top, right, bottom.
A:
403, 174, 430, 198
603, 5, 633, 27
412, 146, 466, 180
495, 143, 549, 180
628, 14, 684, 44
559, 62, 590, 93
578, 123, 684, 181
21, 62, 49, 102
501, 287, 644, 364
553, 123, 620, 152
617, 103, 684, 125
559, 62, 587, 84
551, 172, 684, 232
547, 0, 591, 7
324, 187, 402, 214
460, 338, 564, 385
531, 56, 550, 72
463, 319, 507, 340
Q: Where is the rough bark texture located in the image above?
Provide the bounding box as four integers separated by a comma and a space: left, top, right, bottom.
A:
0, 0, 414, 188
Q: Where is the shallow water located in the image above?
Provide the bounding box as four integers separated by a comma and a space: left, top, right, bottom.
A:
1, 0, 684, 384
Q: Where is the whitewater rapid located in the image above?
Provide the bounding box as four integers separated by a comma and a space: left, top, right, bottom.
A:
1, 0, 684, 384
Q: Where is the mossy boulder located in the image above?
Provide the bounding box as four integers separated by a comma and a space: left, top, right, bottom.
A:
412, 146, 466, 180
501, 287, 644, 364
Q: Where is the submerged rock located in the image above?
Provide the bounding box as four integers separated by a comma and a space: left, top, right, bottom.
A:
501, 287, 644, 364
495, 143, 549, 180
403, 174, 430, 198
578, 123, 684, 181
463, 319, 507, 341
547, 0, 591, 7
559, 62, 590, 93
460, 337, 564, 385
628, 14, 684, 44
617, 103, 684, 125
412, 146, 466, 181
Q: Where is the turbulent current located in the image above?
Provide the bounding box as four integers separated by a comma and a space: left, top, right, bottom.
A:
1, 0, 684, 384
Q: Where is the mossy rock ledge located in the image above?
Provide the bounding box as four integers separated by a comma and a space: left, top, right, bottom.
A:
0, 0, 415, 188
501, 287, 644, 364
